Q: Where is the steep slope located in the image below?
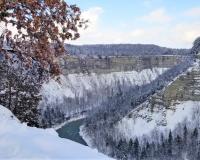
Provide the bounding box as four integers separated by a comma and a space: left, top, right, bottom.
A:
116, 61, 200, 141
79, 57, 194, 160
41, 68, 168, 99
116, 101, 200, 141
0, 105, 112, 159
39, 68, 169, 127
100, 61, 200, 159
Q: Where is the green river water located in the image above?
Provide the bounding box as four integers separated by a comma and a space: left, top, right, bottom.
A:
56, 119, 87, 146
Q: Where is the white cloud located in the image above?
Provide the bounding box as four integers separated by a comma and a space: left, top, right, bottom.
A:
73, 21, 200, 48
72, 6, 200, 48
172, 23, 200, 47
80, 7, 104, 34
1, 5, 198, 49
70, 7, 105, 44
128, 23, 200, 48
141, 8, 171, 23
185, 7, 200, 17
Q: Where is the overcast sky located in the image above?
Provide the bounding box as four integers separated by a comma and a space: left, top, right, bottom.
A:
67, 0, 200, 48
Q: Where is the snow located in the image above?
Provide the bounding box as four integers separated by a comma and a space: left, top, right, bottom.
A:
0, 90, 6, 95
116, 101, 200, 140
40, 68, 168, 105
115, 61, 200, 141
79, 125, 94, 148
0, 105, 113, 159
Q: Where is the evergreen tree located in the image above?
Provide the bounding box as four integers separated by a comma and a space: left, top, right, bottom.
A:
145, 141, 151, 158
197, 147, 200, 160
160, 133, 167, 156
133, 138, 140, 159
175, 134, 182, 157
189, 128, 199, 160
192, 128, 198, 138
129, 138, 133, 151
168, 130, 173, 156
183, 125, 188, 145
140, 147, 147, 160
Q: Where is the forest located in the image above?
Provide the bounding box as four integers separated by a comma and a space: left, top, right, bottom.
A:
66, 44, 190, 56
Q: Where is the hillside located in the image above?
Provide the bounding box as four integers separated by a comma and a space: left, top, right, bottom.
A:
116, 60, 200, 139
80, 60, 200, 160
39, 67, 169, 127
66, 44, 190, 56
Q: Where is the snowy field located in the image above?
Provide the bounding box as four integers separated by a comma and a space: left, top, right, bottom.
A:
0, 105, 112, 159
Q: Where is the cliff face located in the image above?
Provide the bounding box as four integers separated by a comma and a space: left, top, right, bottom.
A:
39, 68, 169, 127
38, 55, 188, 127
60, 55, 184, 74
0, 54, 191, 128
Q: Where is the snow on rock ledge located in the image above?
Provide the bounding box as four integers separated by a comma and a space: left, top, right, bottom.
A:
0, 105, 113, 159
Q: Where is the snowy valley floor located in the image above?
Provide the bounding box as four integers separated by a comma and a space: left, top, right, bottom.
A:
0, 105, 112, 160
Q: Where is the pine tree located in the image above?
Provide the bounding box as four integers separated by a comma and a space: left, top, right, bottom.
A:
175, 134, 182, 157
145, 141, 151, 158
129, 138, 133, 150
183, 125, 188, 145
192, 128, 198, 138
197, 147, 200, 160
140, 147, 147, 160
133, 138, 140, 159
189, 128, 199, 160
160, 133, 166, 156
168, 130, 173, 156
168, 130, 173, 145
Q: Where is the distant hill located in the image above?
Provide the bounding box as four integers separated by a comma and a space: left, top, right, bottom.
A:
65, 44, 190, 56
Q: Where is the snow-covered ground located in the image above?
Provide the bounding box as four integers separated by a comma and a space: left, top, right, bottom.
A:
0, 105, 113, 159
115, 101, 200, 141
